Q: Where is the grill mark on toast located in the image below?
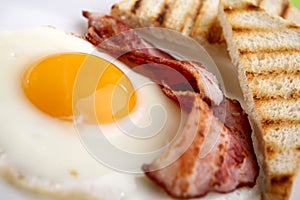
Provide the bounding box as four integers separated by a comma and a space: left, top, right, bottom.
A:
131, 0, 143, 14
271, 174, 293, 185
239, 47, 300, 55
253, 90, 300, 102
232, 26, 272, 33
245, 69, 300, 81
262, 121, 300, 132
261, 119, 300, 130
189, 0, 205, 38
194, 0, 204, 24
280, 0, 290, 19
270, 174, 294, 198
232, 24, 300, 33
155, 2, 170, 25
187, 0, 204, 35
224, 2, 263, 14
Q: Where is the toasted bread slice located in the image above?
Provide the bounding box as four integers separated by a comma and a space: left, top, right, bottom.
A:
110, 0, 201, 35
110, 0, 300, 43
218, 0, 300, 199
110, 0, 300, 45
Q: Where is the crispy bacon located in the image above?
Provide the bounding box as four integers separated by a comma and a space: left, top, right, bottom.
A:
83, 12, 259, 198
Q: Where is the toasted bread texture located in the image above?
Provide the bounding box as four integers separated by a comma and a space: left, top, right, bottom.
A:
218, 0, 300, 199
110, 0, 300, 45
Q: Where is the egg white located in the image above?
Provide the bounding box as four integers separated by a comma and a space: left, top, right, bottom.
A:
0, 26, 185, 199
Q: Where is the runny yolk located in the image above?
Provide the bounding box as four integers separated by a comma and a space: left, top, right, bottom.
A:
22, 52, 136, 124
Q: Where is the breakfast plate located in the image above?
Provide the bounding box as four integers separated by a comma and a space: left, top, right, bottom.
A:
0, 0, 300, 200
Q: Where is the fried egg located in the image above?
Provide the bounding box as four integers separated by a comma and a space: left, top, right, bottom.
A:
0, 27, 261, 200
0, 26, 184, 199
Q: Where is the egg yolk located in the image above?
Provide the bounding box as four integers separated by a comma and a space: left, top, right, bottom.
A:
22, 53, 136, 124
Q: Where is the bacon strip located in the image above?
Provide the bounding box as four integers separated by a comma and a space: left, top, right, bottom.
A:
143, 90, 258, 198
82, 11, 174, 59
83, 12, 258, 198
83, 12, 223, 105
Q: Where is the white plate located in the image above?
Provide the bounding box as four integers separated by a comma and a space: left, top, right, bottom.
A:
0, 0, 299, 199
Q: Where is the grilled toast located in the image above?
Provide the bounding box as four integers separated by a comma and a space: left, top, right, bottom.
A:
110, 0, 300, 45
218, 0, 300, 199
